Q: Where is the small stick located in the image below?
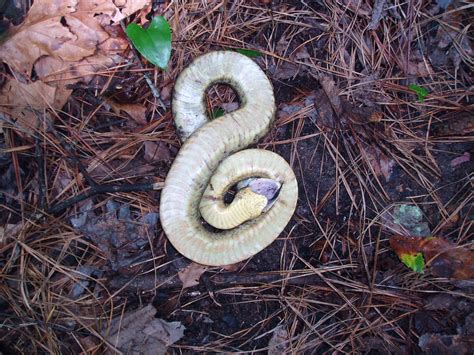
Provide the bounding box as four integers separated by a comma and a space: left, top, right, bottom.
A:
48, 182, 164, 215
107, 271, 328, 292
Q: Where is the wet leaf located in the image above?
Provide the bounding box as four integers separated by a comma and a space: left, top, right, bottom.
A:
390, 235, 474, 279
103, 304, 185, 355
235, 48, 261, 57
126, 16, 172, 69
408, 84, 428, 102
178, 262, 208, 290
400, 252, 425, 273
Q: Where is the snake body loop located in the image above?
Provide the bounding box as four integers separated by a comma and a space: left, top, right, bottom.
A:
160, 51, 298, 266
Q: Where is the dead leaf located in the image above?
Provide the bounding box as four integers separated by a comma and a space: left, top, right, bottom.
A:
110, 101, 147, 125
178, 262, 208, 290
104, 304, 185, 355
220, 261, 245, 272
160, 82, 173, 102
268, 326, 289, 354
0, 0, 148, 129
77, 201, 159, 275
0, 80, 71, 129
34, 36, 128, 86
143, 141, 171, 162
390, 235, 474, 279
419, 333, 472, 355
270, 61, 305, 80
319, 75, 344, 117
398, 50, 434, 77
424, 294, 456, 311
429, 9, 473, 69
450, 152, 470, 168
0, 0, 106, 78
432, 113, 474, 137
364, 145, 395, 182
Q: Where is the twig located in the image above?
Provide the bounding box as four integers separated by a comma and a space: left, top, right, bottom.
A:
35, 119, 46, 210
107, 271, 328, 292
120, 20, 167, 110
48, 182, 164, 215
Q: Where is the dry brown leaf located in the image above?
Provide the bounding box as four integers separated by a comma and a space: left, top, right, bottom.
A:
178, 262, 208, 289
0, 0, 148, 130
104, 304, 185, 355
0, 0, 106, 78
34, 36, 128, 86
143, 141, 171, 162
364, 145, 395, 182
319, 76, 344, 116
110, 101, 148, 125
0, 80, 71, 129
220, 261, 245, 272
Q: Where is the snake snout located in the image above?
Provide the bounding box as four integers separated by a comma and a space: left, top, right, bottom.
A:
248, 178, 281, 199
245, 178, 282, 212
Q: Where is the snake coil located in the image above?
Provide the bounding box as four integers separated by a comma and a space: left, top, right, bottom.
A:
160, 51, 298, 266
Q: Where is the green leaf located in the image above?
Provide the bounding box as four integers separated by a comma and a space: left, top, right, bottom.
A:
235, 48, 262, 58
400, 252, 425, 273
126, 16, 172, 70
211, 108, 225, 119
408, 84, 429, 102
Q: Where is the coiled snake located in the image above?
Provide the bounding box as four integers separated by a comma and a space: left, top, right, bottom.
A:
160, 51, 298, 266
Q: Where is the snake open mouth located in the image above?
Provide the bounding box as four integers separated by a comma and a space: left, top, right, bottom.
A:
236, 177, 282, 212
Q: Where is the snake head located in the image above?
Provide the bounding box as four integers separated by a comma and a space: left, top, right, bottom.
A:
237, 178, 281, 213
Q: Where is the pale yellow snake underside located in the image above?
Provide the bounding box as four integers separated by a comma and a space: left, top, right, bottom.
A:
159, 51, 298, 266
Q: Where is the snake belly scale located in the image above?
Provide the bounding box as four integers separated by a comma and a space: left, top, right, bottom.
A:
160, 51, 298, 266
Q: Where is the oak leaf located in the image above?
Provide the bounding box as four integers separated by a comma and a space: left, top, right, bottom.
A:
0, 0, 149, 130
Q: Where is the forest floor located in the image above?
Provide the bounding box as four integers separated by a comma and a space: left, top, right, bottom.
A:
0, 0, 473, 353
